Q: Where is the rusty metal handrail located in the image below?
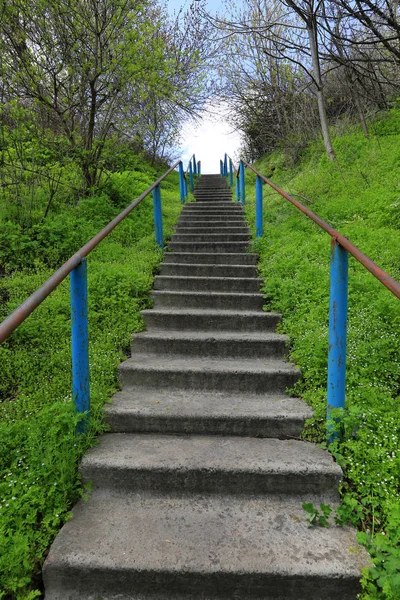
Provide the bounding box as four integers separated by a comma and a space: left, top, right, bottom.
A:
0, 155, 198, 429
0, 160, 181, 344
231, 154, 399, 440
242, 159, 400, 299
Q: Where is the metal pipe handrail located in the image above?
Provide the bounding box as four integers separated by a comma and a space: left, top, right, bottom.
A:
0, 159, 181, 344
228, 153, 399, 439
242, 159, 400, 300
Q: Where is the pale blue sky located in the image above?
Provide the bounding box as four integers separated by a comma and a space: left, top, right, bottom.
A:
167, 0, 242, 172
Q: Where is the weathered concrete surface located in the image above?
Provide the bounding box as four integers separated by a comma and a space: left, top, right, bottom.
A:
152, 290, 265, 310
105, 386, 312, 438
44, 491, 368, 600
163, 252, 258, 264
132, 330, 288, 358
118, 354, 301, 393
80, 433, 342, 496
140, 308, 281, 332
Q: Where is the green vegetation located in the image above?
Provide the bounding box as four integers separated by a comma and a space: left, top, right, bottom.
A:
0, 156, 185, 599
243, 109, 400, 599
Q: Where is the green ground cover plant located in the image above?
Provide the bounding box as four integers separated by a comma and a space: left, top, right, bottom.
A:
0, 160, 186, 599
243, 109, 400, 599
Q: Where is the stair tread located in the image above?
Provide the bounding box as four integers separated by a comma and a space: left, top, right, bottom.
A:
45, 490, 367, 581
140, 308, 280, 317
106, 386, 311, 419
120, 353, 300, 374
154, 275, 262, 282
81, 434, 340, 480
152, 290, 264, 297
134, 330, 287, 342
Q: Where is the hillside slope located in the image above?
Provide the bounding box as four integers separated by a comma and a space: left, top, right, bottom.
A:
0, 158, 184, 599
243, 110, 400, 599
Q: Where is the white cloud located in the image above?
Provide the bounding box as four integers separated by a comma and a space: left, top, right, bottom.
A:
178, 104, 242, 174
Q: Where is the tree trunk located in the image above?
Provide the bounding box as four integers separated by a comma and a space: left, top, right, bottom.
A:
307, 22, 336, 160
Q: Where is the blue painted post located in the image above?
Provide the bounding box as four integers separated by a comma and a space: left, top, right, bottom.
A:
256, 175, 263, 238
240, 160, 246, 205
70, 259, 90, 433
220, 160, 223, 176
197, 161, 201, 175
229, 159, 233, 188
224, 154, 228, 177
327, 239, 349, 440
189, 162, 194, 191
152, 184, 164, 248
236, 176, 240, 202
179, 161, 185, 203
193, 155, 197, 175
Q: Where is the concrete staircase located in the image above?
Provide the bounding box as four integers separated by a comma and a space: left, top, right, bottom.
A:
43, 174, 368, 599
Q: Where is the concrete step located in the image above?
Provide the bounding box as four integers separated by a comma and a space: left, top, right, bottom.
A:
178, 216, 245, 223
43, 491, 367, 600
181, 209, 243, 215
163, 252, 258, 265
159, 263, 258, 277
141, 308, 280, 332
182, 205, 243, 212
132, 330, 287, 359
152, 290, 264, 310
176, 226, 250, 234
194, 198, 234, 203
168, 242, 250, 253
80, 434, 342, 496
105, 386, 311, 438
154, 275, 262, 293
118, 354, 301, 393
171, 233, 250, 242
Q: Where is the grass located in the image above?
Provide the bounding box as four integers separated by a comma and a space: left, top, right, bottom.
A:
242, 109, 400, 599
0, 163, 187, 599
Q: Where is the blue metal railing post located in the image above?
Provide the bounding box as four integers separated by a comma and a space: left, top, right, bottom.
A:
193, 155, 197, 176
229, 159, 233, 188
152, 184, 164, 248
224, 154, 228, 177
198, 161, 201, 175
179, 161, 185, 203
240, 160, 246, 205
220, 160, 223, 176
327, 239, 349, 440
70, 259, 90, 433
236, 176, 240, 202
189, 162, 194, 191
256, 175, 263, 237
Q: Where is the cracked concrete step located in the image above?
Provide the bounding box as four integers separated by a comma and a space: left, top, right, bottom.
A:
80, 434, 342, 496
152, 290, 264, 310
132, 330, 287, 359
141, 308, 280, 332
105, 386, 311, 438
163, 252, 258, 264
43, 491, 368, 600
154, 275, 262, 293
168, 242, 250, 253
118, 354, 301, 393
158, 264, 258, 277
